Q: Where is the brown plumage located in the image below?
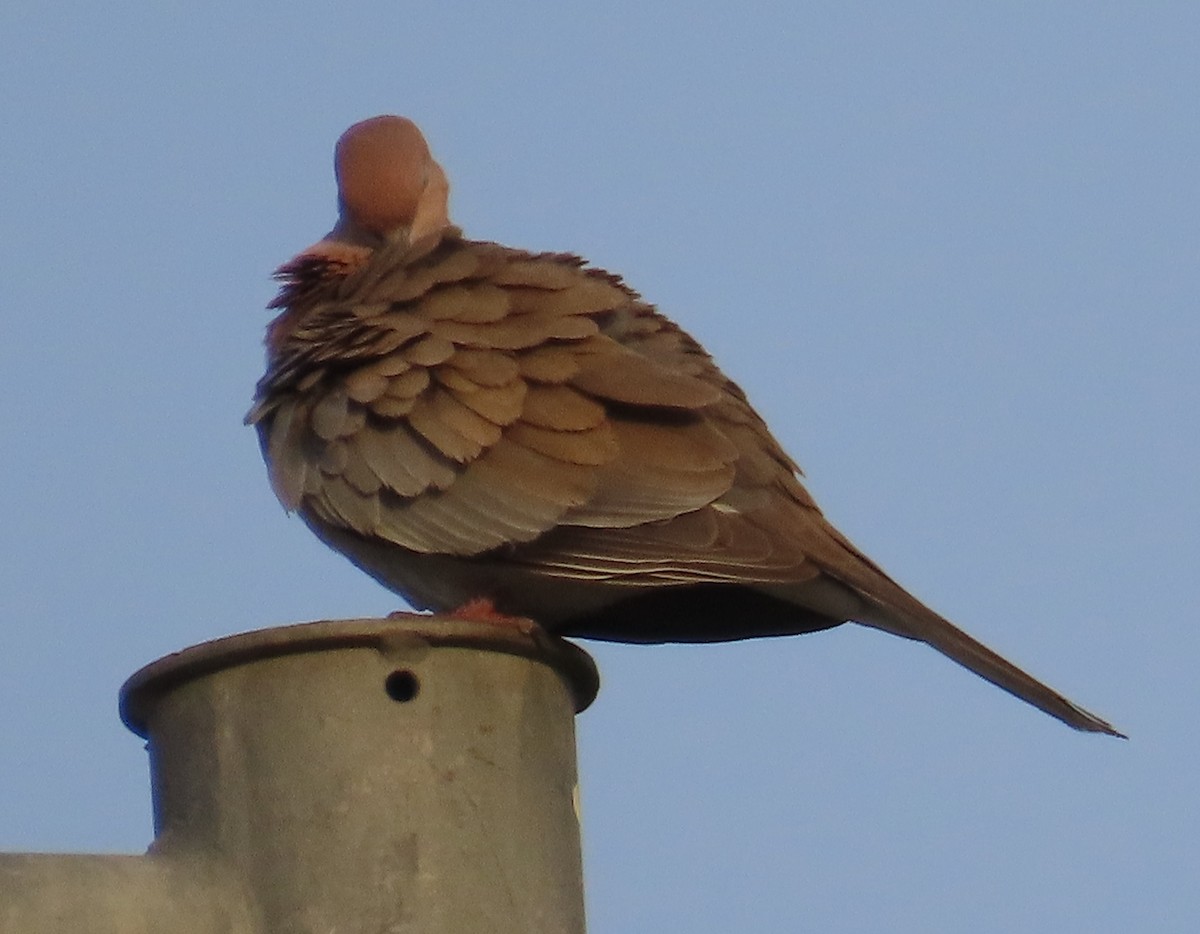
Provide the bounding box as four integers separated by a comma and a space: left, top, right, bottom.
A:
249, 115, 1122, 737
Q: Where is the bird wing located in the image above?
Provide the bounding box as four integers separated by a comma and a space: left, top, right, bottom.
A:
253, 235, 821, 579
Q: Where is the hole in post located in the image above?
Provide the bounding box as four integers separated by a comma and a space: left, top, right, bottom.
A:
385, 669, 420, 702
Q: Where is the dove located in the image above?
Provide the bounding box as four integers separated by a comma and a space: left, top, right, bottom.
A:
248, 115, 1122, 737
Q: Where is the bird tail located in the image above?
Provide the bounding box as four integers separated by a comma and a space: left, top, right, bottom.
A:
862, 599, 1125, 737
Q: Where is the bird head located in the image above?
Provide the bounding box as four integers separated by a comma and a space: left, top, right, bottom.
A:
327, 115, 452, 251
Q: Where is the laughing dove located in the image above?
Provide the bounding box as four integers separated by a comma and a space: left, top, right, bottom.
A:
249, 115, 1121, 736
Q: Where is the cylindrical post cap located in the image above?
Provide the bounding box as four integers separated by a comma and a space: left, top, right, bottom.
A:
119, 613, 600, 736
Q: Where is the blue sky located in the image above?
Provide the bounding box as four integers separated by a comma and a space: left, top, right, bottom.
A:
1, 3, 1196, 931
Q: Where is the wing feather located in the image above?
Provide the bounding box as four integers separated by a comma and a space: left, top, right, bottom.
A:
256, 236, 807, 576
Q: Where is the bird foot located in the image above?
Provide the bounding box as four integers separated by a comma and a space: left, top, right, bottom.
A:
442, 597, 540, 636
451, 596, 518, 622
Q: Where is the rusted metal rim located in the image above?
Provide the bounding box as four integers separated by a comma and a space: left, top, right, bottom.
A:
120, 613, 600, 735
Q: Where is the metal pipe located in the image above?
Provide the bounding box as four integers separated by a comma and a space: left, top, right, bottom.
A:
1, 614, 597, 934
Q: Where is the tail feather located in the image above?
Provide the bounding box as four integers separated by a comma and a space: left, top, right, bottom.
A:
865, 600, 1125, 737
791, 517, 1125, 736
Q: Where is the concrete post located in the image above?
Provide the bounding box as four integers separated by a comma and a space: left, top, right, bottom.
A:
0, 614, 598, 934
